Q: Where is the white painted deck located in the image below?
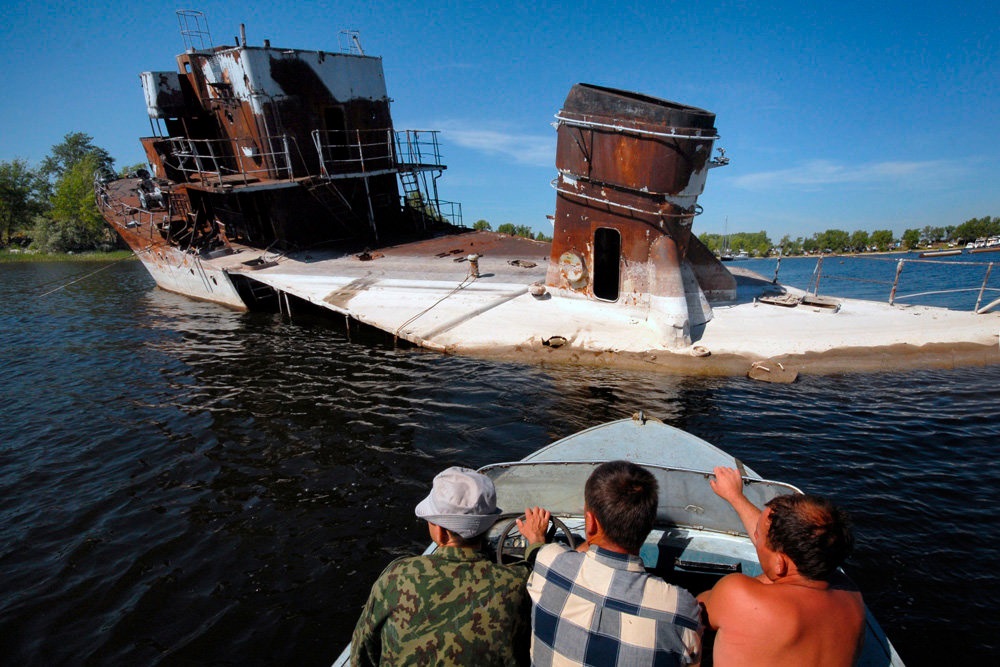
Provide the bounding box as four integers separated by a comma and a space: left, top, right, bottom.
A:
204, 237, 1000, 374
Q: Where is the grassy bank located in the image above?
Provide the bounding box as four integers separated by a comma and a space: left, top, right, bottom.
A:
0, 249, 136, 263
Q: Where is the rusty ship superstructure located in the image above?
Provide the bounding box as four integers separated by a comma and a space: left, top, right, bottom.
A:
96, 12, 462, 309
547, 84, 734, 345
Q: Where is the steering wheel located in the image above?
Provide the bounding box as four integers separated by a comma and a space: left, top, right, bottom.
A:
495, 513, 577, 564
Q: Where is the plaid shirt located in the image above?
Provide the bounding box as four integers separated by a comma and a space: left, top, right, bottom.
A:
527, 544, 702, 666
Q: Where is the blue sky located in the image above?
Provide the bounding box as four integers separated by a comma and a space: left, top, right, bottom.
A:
2, 1, 997, 239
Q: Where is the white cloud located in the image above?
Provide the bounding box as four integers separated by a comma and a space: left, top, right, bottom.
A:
732, 159, 967, 191
437, 121, 555, 168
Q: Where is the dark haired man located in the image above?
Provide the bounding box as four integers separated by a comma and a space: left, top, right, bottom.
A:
697, 466, 865, 667
526, 460, 702, 666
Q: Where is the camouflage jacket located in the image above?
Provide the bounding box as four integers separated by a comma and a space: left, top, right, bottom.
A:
350, 546, 532, 666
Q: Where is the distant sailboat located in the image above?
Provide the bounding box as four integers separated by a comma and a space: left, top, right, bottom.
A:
720, 217, 734, 261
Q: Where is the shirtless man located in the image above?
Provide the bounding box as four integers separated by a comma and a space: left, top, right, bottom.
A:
697, 467, 865, 667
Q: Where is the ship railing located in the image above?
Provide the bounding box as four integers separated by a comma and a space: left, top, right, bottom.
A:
393, 130, 445, 172
177, 10, 213, 52
337, 29, 365, 55
311, 129, 446, 179
401, 195, 463, 227
312, 129, 394, 178
92, 170, 168, 240
555, 112, 722, 142
436, 200, 463, 227
165, 136, 296, 185
794, 255, 1000, 314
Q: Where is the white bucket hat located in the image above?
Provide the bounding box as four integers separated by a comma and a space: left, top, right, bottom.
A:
414, 466, 503, 538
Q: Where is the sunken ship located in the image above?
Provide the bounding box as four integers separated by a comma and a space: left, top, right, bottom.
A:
97, 12, 741, 355
96, 11, 464, 310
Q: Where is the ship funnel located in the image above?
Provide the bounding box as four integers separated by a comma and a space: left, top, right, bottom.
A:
546, 84, 735, 348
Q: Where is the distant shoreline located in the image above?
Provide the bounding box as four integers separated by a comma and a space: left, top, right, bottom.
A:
0, 249, 136, 263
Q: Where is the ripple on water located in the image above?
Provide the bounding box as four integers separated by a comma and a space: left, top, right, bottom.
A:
1, 261, 998, 663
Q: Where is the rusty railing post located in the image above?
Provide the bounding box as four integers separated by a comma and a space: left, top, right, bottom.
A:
282, 134, 292, 179
888, 259, 905, 305
202, 139, 221, 186
356, 129, 365, 173
974, 262, 994, 312
312, 129, 329, 178
811, 256, 823, 295
189, 139, 205, 179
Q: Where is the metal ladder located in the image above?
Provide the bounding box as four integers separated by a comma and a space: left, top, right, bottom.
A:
398, 170, 424, 204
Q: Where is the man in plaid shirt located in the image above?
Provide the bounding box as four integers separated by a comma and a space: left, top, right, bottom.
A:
526, 460, 702, 666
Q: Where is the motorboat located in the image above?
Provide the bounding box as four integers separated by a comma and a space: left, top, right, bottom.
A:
333, 413, 904, 666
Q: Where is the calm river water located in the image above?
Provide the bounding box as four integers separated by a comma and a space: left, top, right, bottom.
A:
1, 256, 998, 665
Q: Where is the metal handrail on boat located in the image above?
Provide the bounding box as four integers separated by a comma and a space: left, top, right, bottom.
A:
93, 173, 168, 241
311, 129, 394, 178
166, 135, 297, 185
803, 255, 1000, 313
393, 129, 446, 170
425, 199, 463, 227
551, 177, 703, 218
176, 9, 213, 52
554, 113, 721, 142
311, 128, 447, 180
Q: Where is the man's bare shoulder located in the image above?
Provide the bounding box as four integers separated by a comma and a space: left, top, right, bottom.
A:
705, 572, 865, 627
698, 573, 772, 622
708, 572, 767, 597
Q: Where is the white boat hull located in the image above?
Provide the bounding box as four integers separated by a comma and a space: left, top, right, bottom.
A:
136, 248, 247, 310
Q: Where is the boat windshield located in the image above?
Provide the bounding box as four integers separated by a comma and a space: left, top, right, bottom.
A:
481, 461, 800, 537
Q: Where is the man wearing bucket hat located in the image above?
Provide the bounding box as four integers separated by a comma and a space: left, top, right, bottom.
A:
351, 466, 551, 666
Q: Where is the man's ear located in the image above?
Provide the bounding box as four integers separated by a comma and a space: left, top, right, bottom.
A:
584, 509, 599, 539
428, 522, 447, 545
773, 552, 790, 578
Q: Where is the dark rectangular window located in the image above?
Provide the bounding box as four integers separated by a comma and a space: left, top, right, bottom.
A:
593, 227, 621, 301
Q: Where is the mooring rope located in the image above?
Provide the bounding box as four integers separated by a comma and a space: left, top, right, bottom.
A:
394, 272, 478, 338
37, 249, 148, 298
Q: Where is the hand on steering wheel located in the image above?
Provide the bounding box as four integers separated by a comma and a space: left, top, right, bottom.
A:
496, 511, 576, 564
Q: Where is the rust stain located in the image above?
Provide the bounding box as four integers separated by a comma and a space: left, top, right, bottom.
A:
324, 275, 378, 308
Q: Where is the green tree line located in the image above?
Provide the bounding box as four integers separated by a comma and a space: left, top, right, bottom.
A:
472, 219, 552, 242
0, 132, 118, 253
700, 217, 997, 257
